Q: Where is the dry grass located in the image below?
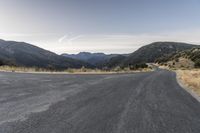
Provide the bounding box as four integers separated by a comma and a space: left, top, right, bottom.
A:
0, 65, 152, 74
176, 69, 200, 96
49, 67, 152, 74
0, 65, 50, 72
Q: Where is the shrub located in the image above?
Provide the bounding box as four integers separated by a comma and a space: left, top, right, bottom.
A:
0, 60, 4, 66
81, 66, 87, 72
175, 58, 179, 62
194, 59, 200, 68
113, 66, 122, 72
129, 63, 148, 70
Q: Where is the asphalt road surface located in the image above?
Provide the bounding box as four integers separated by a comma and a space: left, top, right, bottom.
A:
0, 69, 200, 133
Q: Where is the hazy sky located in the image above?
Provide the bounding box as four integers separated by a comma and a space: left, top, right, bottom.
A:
0, 0, 200, 54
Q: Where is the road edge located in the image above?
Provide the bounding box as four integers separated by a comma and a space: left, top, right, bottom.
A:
0, 70, 152, 75
175, 72, 200, 102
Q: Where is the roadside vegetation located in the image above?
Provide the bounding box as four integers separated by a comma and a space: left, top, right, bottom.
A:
156, 48, 200, 97
176, 69, 200, 96
0, 65, 54, 73
156, 48, 200, 69
0, 65, 151, 74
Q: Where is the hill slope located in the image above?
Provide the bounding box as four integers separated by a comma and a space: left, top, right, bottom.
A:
105, 42, 199, 68
156, 48, 200, 68
0, 39, 92, 69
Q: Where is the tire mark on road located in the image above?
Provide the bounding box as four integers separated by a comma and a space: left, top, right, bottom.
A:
115, 71, 161, 133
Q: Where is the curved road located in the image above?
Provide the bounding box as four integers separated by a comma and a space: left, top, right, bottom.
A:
0, 69, 200, 133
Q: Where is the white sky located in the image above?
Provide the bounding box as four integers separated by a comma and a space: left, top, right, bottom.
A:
1, 30, 200, 54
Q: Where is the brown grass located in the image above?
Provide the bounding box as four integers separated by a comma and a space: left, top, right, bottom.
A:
176, 69, 200, 96
0, 65, 49, 72
0, 65, 152, 74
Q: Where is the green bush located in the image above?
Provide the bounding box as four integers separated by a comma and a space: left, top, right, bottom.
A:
194, 59, 200, 68
129, 63, 148, 70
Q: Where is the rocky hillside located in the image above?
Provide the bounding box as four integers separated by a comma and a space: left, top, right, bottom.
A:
62, 52, 123, 66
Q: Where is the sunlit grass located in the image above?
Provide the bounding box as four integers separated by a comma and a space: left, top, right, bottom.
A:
0, 65, 152, 74
0, 65, 49, 72
176, 69, 200, 96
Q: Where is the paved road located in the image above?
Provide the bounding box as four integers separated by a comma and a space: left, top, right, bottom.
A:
0, 69, 200, 133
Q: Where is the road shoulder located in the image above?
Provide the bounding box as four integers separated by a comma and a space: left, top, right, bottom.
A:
176, 72, 200, 102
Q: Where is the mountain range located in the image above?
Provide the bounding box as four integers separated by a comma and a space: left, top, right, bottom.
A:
62, 52, 117, 65
62, 42, 199, 69
0, 39, 92, 70
0, 39, 199, 70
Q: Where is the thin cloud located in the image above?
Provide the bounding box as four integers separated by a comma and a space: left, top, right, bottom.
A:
2, 30, 200, 54
55, 30, 200, 54
58, 35, 68, 43
58, 34, 84, 44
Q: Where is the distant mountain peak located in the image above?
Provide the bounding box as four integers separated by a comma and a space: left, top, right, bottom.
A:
62, 52, 119, 66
